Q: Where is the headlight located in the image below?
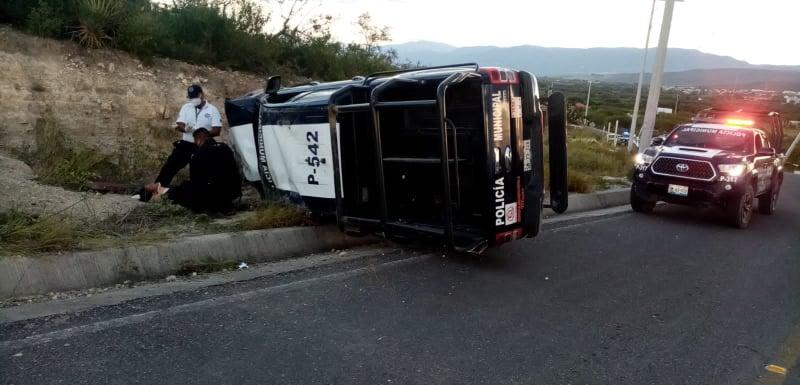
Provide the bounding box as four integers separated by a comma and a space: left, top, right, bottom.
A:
718, 164, 746, 177
634, 153, 654, 165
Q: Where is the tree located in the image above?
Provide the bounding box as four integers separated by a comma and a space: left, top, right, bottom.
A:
356, 12, 390, 52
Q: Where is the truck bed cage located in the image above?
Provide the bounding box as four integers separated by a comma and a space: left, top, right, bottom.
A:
328, 66, 482, 251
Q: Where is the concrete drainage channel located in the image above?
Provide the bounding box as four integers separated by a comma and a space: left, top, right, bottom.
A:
0, 227, 379, 300
0, 188, 630, 300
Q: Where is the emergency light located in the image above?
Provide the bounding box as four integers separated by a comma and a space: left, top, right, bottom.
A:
725, 118, 755, 127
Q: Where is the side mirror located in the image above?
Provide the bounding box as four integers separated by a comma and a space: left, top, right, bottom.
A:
651, 137, 664, 146
758, 147, 776, 156
265, 75, 282, 95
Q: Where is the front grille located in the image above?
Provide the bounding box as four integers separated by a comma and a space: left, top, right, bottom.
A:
651, 157, 716, 180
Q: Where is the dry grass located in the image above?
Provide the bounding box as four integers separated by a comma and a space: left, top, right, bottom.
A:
566, 129, 633, 192
241, 203, 310, 231
0, 201, 216, 257
0, 210, 82, 255
14, 112, 167, 191
546, 127, 633, 193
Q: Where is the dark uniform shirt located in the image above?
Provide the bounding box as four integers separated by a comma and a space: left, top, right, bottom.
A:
168, 138, 241, 213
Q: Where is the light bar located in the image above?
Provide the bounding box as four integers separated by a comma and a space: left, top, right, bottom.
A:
726, 118, 755, 126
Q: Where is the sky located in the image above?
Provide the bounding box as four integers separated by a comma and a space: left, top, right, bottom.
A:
285, 0, 800, 66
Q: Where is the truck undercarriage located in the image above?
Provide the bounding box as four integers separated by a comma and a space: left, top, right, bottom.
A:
226, 64, 569, 252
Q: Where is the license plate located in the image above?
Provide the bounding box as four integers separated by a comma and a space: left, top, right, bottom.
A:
667, 184, 689, 196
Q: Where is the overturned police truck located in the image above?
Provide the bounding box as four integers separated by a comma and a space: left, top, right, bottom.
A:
225, 64, 568, 252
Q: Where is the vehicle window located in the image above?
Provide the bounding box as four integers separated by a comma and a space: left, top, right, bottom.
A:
291, 89, 337, 103
664, 126, 753, 154
755, 134, 765, 152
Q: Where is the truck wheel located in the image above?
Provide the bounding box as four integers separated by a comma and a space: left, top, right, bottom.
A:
758, 184, 780, 215
728, 184, 754, 228
630, 187, 655, 213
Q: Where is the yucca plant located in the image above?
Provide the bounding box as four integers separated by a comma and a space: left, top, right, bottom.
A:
74, 0, 122, 49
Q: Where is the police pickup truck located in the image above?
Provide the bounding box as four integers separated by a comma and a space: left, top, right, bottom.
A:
630, 111, 785, 228
225, 64, 569, 252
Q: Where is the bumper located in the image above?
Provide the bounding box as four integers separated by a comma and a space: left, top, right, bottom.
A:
631, 169, 743, 207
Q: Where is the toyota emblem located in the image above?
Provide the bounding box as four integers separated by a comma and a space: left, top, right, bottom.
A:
675, 163, 690, 173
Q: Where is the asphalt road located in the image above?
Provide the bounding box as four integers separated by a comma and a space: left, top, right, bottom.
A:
2, 175, 799, 385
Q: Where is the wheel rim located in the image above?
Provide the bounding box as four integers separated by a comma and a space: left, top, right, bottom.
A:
742, 193, 753, 223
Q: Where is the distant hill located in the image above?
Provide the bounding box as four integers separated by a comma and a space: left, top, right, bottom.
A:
386, 41, 800, 81
599, 68, 800, 90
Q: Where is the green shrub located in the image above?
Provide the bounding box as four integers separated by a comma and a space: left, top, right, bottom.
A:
74, 0, 123, 49
3, 0, 396, 80
153, 1, 275, 73
24, 0, 66, 38
116, 10, 160, 63
1, 0, 41, 25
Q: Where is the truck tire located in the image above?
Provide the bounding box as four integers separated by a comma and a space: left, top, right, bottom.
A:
630, 187, 655, 213
758, 182, 780, 215
728, 184, 754, 228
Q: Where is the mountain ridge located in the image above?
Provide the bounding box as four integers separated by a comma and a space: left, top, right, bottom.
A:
596, 68, 800, 89
386, 41, 800, 79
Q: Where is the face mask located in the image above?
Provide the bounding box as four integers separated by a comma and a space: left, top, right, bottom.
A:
190, 98, 202, 107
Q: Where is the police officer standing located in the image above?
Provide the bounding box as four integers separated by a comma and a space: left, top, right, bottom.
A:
155, 84, 222, 186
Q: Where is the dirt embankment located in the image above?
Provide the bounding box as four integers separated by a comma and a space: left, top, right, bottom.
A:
0, 25, 269, 153
0, 152, 140, 221
0, 26, 300, 219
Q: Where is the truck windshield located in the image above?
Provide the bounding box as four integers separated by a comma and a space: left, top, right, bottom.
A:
664, 126, 753, 154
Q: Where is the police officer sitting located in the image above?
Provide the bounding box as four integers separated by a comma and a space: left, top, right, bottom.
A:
154, 84, 222, 186
143, 128, 241, 214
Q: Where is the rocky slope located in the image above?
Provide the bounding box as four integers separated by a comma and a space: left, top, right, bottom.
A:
0, 25, 273, 154
0, 26, 299, 219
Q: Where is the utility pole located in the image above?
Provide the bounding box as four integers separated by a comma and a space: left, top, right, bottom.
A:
584, 79, 593, 126
614, 120, 619, 146
638, 0, 682, 153
787, 130, 800, 160
674, 89, 679, 114
628, 0, 657, 152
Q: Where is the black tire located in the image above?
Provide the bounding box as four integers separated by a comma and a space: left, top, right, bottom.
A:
547, 92, 568, 214
630, 187, 655, 213
728, 184, 755, 229
758, 183, 780, 215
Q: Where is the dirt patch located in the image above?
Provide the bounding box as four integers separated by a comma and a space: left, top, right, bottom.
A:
0, 152, 140, 221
